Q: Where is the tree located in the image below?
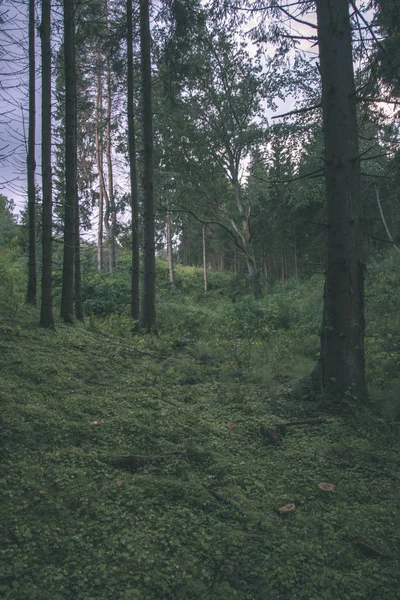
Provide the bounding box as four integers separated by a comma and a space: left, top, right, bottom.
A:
139, 0, 157, 332
166, 210, 175, 288
39, 0, 54, 329
0, 195, 18, 244
171, 30, 266, 297
26, 0, 36, 306
95, 56, 105, 271
60, 0, 77, 323
316, 0, 366, 398
369, 0, 400, 96
127, 0, 140, 322
105, 0, 117, 273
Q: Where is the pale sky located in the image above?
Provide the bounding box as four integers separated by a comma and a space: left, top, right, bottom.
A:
0, 0, 318, 223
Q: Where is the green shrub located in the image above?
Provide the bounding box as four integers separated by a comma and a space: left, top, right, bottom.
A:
82, 274, 130, 316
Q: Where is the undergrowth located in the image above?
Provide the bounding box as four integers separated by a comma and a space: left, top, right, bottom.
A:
1, 252, 400, 599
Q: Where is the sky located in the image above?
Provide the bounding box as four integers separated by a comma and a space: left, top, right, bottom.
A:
0, 0, 32, 209
0, 0, 318, 223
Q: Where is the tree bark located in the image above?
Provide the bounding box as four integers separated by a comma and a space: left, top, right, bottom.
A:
316, 0, 366, 398
39, 0, 54, 329
375, 185, 400, 254
294, 227, 299, 281
231, 175, 261, 298
74, 188, 84, 321
166, 212, 175, 288
60, 0, 76, 323
127, 0, 140, 322
105, 7, 116, 273
202, 224, 208, 294
27, 0, 36, 306
95, 59, 104, 272
182, 221, 188, 266
139, 0, 157, 332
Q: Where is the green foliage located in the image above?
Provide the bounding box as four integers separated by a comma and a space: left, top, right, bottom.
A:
1, 303, 400, 599
82, 274, 130, 317
0, 195, 19, 246
365, 253, 400, 424
1, 245, 400, 599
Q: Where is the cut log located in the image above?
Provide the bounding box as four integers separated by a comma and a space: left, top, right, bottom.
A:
260, 417, 334, 443
260, 425, 279, 444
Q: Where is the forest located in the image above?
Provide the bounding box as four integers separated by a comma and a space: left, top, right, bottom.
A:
1, 0, 400, 598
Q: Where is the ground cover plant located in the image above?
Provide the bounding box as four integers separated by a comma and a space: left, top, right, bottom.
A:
1, 255, 400, 599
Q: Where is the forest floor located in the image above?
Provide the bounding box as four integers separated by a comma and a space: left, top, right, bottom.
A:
1, 288, 400, 599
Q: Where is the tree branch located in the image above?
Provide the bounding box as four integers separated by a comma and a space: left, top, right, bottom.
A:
272, 102, 321, 119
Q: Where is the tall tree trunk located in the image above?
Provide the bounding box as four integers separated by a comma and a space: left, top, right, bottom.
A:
231, 175, 261, 298
127, 0, 140, 322
294, 227, 299, 281
316, 0, 366, 398
95, 60, 104, 271
202, 224, 208, 294
39, 0, 54, 329
166, 211, 175, 288
139, 0, 157, 332
375, 185, 400, 254
74, 190, 84, 321
27, 0, 36, 306
60, 0, 76, 323
182, 221, 188, 266
284, 249, 288, 281
105, 7, 116, 273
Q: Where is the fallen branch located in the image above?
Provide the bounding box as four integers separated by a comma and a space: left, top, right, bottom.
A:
260, 417, 335, 443
280, 417, 335, 427
352, 539, 385, 558
110, 451, 189, 471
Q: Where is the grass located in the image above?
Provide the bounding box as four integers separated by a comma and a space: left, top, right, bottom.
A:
1, 282, 400, 599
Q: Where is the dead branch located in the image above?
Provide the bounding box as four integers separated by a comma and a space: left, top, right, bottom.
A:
272, 102, 321, 120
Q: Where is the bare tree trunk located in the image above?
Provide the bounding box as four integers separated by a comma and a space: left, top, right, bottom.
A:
202, 224, 208, 294
95, 60, 104, 272
27, 0, 36, 306
316, 0, 366, 399
294, 227, 299, 281
166, 212, 175, 288
127, 0, 140, 322
60, 0, 76, 323
139, 0, 157, 332
39, 0, 54, 329
375, 186, 400, 254
284, 249, 288, 281
231, 176, 261, 298
74, 191, 83, 321
182, 222, 188, 266
105, 7, 116, 273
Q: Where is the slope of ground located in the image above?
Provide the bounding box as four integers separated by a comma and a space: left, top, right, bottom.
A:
1, 298, 400, 599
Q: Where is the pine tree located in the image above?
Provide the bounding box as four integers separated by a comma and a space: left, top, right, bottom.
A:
39, 0, 54, 329
27, 0, 36, 306
60, 0, 77, 323
316, 0, 366, 398
139, 0, 157, 332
